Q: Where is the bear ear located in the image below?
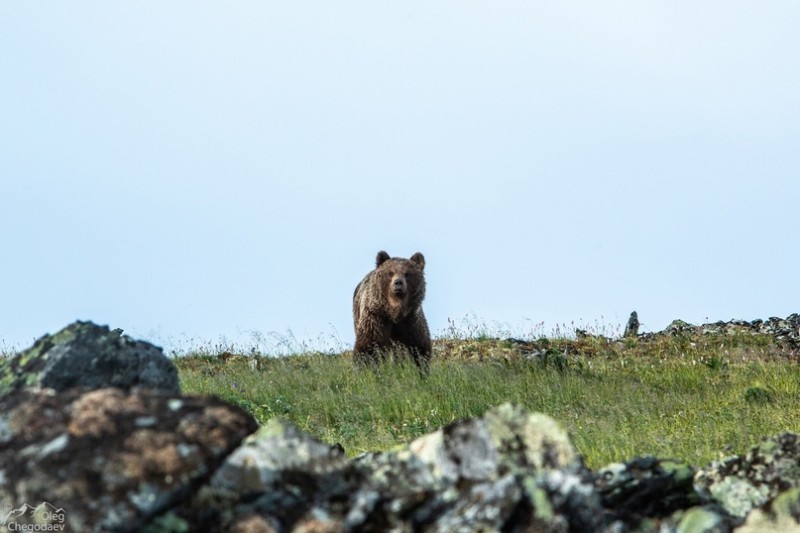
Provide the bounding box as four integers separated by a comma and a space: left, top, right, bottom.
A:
376, 251, 391, 267
410, 252, 425, 270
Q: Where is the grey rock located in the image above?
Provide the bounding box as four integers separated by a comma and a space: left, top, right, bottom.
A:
182, 403, 604, 532
596, 456, 700, 524
673, 506, 733, 533
0, 387, 258, 533
595, 457, 740, 532
665, 319, 696, 335
0, 321, 179, 396
695, 433, 800, 519
403, 403, 602, 531
211, 417, 353, 494
168, 418, 358, 531
427, 473, 523, 532
735, 487, 800, 532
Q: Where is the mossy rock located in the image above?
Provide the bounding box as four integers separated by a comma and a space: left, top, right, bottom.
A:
0, 321, 179, 398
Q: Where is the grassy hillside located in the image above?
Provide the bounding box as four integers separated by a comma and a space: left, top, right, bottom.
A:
176, 330, 800, 469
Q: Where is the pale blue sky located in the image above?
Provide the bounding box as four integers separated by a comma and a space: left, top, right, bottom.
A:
2, 3, 799, 353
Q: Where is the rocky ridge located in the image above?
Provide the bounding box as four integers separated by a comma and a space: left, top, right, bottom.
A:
645, 313, 800, 350
0, 319, 799, 531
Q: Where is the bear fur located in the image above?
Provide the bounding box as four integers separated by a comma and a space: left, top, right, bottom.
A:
353, 251, 431, 368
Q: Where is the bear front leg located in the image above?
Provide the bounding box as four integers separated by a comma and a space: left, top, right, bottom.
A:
391, 313, 432, 372
354, 317, 393, 366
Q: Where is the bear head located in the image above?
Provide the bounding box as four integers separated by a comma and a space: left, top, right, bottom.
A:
374, 250, 426, 306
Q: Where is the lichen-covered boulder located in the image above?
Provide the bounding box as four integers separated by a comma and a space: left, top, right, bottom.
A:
213, 418, 356, 530
346, 404, 602, 532
596, 456, 699, 523
0, 321, 179, 397
736, 487, 800, 532
673, 506, 734, 533
211, 417, 353, 494
397, 403, 601, 531
164, 418, 356, 531
665, 319, 696, 335
595, 456, 739, 531
176, 403, 604, 531
695, 433, 800, 519
0, 387, 258, 532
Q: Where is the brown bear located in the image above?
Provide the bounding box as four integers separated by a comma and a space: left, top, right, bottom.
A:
353, 251, 432, 369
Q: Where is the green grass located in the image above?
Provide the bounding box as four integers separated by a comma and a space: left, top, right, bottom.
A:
176, 332, 800, 469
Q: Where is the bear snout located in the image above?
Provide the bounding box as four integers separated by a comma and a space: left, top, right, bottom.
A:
391, 277, 407, 295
